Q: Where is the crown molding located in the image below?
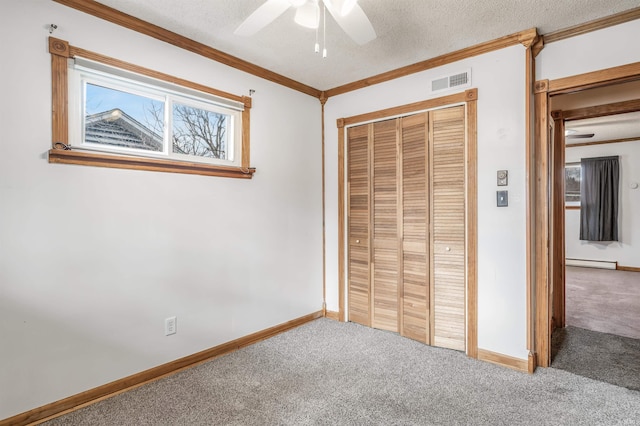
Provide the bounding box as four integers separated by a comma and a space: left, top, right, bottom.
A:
52, 0, 323, 99
324, 28, 538, 98
53, 1, 639, 101
543, 6, 640, 44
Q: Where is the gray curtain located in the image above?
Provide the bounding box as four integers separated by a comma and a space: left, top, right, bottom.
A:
580, 156, 619, 241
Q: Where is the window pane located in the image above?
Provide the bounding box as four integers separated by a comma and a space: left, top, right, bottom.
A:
172, 102, 229, 160
85, 83, 164, 152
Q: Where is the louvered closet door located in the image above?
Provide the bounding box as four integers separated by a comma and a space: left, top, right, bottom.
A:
430, 106, 466, 351
400, 113, 430, 343
347, 125, 371, 326
346, 107, 466, 351
371, 119, 399, 332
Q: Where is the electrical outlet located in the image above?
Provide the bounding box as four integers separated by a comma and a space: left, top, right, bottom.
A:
165, 316, 177, 336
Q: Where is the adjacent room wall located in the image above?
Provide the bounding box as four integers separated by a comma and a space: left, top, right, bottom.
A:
0, 0, 322, 419
324, 45, 530, 360
537, 19, 640, 82
536, 18, 640, 267
551, 80, 640, 111
565, 141, 640, 268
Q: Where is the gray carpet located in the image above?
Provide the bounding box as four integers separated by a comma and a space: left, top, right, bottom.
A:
566, 266, 640, 340
45, 319, 640, 425
552, 326, 640, 391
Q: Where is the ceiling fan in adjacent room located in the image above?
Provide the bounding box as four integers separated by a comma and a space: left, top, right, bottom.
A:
565, 129, 595, 139
235, 0, 377, 46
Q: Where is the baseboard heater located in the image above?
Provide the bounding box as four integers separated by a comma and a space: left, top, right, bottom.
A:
565, 258, 617, 270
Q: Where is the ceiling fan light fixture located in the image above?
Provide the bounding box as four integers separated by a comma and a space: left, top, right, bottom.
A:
294, 2, 320, 28
325, 0, 357, 16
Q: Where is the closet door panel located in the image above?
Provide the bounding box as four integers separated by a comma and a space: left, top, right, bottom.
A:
401, 113, 429, 343
346, 105, 468, 351
347, 125, 371, 326
372, 119, 399, 332
431, 106, 466, 351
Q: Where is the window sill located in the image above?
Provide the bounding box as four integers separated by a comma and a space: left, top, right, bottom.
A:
48, 149, 255, 179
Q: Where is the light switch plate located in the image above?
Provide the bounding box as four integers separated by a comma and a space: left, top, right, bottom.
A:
497, 170, 508, 186
497, 190, 508, 207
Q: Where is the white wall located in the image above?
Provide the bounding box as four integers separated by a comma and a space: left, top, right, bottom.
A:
0, 1, 323, 419
536, 20, 640, 266
324, 45, 529, 360
551, 80, 640, 110
565, 141, 640, 267
537, 19, 640, 81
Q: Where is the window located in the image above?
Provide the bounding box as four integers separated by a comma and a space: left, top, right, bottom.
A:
564, 162, 581, 206
49, 37, 254, 179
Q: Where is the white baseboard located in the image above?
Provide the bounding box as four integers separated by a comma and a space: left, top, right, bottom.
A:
566, 258, 617, 270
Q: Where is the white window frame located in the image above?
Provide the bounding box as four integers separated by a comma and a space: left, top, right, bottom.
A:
68, 58, 243, 168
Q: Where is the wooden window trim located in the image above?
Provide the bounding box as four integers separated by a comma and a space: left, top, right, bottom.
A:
48, 37, 255, 179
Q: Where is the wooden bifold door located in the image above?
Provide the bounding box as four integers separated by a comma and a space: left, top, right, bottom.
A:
347, 105, 466, 351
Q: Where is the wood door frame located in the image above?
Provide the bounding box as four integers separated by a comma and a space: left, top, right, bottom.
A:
533, 62, 640, 367
337, 88, 478, 358
551, 98, 640, 335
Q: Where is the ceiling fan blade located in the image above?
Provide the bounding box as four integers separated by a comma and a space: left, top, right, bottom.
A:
324, 1, 376, 45
235, 0, 292, 37
567, 133, 595, 139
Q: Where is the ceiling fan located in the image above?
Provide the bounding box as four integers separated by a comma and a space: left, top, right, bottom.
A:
565, 129, 595, 139
566, 133, 595, 139
235, 0, 377, 45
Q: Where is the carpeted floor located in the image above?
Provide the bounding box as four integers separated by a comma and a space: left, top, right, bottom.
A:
565, 266, 640, 339
44, 319, 640, 425
552, 326, 640, 391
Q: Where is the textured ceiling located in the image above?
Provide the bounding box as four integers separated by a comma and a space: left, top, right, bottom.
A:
566, 112, 640, 144
93, 0, 640, 91
553, 80, 640, 144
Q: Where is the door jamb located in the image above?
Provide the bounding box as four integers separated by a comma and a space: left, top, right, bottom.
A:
533, 62, 640, 367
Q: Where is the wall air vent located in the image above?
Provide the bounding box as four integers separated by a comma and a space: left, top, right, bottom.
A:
430, 69, 471, 93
